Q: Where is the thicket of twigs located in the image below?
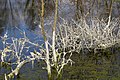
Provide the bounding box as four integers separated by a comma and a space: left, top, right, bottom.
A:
0, 0, 120, 80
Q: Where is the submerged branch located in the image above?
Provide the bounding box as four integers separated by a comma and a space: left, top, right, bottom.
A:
7, 58, 35, 79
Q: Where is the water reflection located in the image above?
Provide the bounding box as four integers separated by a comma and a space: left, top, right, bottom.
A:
0, 0, 120, 34
24, 0, 55, 30
0, 0, 24, 27
63, 47, 120, 80
0, 0, 120, 80
1, 46, 120, 80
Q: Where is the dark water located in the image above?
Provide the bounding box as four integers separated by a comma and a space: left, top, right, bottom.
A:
0, 0, 120, 36
63, 47, 120, 80
0, 0, 120, 80
1, 47, 120, 80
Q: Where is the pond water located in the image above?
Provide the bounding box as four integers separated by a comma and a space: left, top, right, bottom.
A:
0, 0, 120, 37
0, 0, 120, 80
63, 47, 120, 80
1, 47, 120, 80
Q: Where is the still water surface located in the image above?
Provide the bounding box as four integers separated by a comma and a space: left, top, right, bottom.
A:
0, 0, 120, 80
